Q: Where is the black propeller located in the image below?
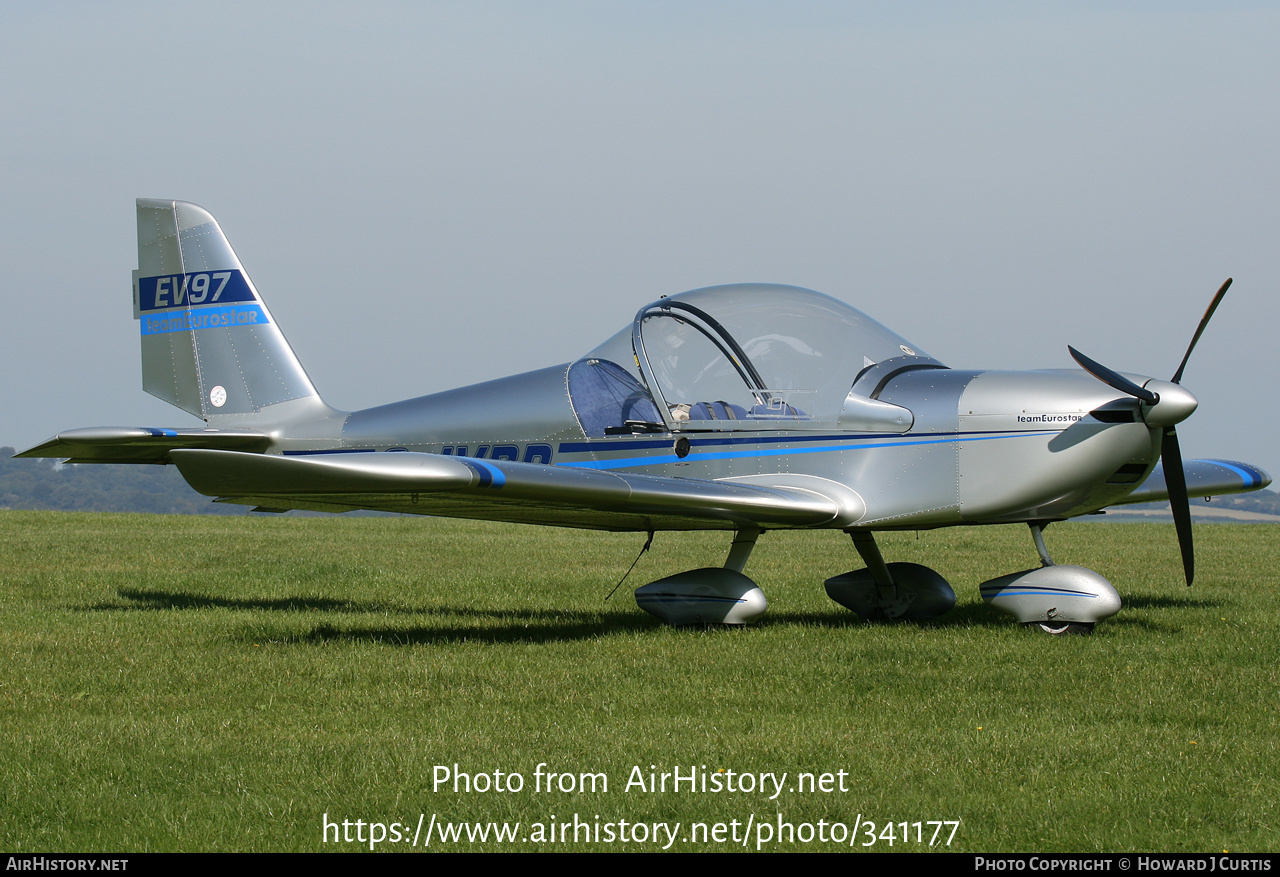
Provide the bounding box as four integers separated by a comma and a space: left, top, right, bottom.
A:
1172, 278, 1232, 385
1068, 278, 1232, 586
1067, 346, 1158, 405
1161, 424, 1192, 585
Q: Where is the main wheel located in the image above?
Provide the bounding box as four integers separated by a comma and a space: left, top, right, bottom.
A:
1027, 621, 1095, 636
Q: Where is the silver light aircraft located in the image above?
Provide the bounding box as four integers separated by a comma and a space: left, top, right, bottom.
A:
20, 199, 1272, 633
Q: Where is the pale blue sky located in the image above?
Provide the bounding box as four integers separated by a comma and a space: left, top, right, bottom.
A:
3, 2, 1277, 478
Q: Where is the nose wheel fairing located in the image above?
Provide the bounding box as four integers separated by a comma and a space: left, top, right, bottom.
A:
980, 566, 1121, 627
979, 522, 1121, 628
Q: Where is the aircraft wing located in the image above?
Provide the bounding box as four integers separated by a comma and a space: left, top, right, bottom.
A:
168, 449, 856, 531
16, 427, 272, 464
1110, 459, 1271, 506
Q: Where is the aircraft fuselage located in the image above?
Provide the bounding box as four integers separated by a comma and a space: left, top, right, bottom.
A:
275, 362, 1163, 531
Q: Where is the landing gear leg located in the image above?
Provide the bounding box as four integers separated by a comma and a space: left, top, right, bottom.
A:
1029, 520, 1054, 568
725, 526, 760, 573
849, 530, 895, 599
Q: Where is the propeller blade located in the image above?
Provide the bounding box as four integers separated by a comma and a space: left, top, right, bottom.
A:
1161, 278, 1231, 586
1070, 279, 1231, 587
1171, 278, 1231, 384
1068, 346, 1159, 404
1162, 426, 1194, 586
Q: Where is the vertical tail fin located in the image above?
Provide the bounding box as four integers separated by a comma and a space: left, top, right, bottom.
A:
134, 199, 328, 423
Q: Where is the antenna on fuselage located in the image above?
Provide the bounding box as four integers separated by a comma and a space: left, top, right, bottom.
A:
605, 530, 656, 602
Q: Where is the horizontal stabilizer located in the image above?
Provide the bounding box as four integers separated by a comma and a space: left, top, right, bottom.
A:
16, 427, 271, 464
168, 449, 843, 531
1112, 459, 1271, 506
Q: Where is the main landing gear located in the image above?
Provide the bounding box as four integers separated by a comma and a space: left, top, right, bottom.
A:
633, 522, 1122, 633
633, 526, 768, 625
824, 531, 956, 620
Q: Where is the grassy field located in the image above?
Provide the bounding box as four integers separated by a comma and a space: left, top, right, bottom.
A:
2, 510, 1276, 852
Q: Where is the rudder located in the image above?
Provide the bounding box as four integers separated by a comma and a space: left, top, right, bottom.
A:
133, 199, 324, 422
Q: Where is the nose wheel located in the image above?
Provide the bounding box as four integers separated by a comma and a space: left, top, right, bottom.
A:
1027, 621, 1095, 636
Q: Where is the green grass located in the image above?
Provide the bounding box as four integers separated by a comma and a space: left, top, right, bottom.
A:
2, 511, 1276, 852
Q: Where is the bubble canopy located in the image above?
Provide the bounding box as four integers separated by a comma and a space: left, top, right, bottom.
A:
567, 284, 945, 436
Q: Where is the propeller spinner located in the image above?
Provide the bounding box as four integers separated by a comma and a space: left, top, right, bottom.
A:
1068, 278, 1232, 586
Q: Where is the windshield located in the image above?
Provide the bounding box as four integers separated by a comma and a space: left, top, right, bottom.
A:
568, 284, 942, 435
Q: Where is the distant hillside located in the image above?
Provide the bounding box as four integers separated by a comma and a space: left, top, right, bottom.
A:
1104, 489, 1280, 523
0, 447, 243, 515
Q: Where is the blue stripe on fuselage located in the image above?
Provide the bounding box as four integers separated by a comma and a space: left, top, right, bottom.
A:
557, 430, 1058, 471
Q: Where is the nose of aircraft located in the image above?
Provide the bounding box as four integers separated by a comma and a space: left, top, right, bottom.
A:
1140, 380, 1198, 428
